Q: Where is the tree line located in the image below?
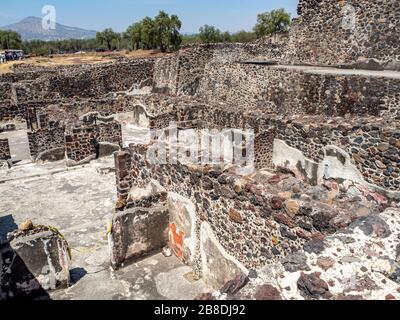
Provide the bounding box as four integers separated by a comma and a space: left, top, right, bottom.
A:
0, 9, 291, 56
184, 9, 291, 45
0, 30, 22, 50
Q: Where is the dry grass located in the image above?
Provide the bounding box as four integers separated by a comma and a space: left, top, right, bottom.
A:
0, 49, 168, 74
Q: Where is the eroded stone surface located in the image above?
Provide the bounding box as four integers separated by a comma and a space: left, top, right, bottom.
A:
0, 227, 70, 299
219, 208, 400, 300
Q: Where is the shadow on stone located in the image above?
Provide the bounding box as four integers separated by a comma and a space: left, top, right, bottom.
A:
69, 267, 88, 285
0, 216, 51, 300
0, 214, 18, 244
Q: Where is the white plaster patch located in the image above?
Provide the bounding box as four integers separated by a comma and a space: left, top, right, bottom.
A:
273, 139, 400, 199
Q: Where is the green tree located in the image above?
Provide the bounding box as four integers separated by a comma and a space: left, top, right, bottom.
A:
96, 28, 120, 50
0, 30, 22, 49
181, 34, 201, 45
125, 11, 182, 52
253, 9, 291, 38
231, 30, 257, 43
125, 22, 143, 50
221, 31, 232, 43
198, 25, 222, 44
140, 17, 157, 49
167, 13, 183, 50
154, 11, 182, 52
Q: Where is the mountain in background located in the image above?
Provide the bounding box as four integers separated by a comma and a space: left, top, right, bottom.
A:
0, 17, 97, 41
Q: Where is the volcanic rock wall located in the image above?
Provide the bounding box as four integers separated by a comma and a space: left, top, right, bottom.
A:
14, 59, 155, 102
148, 105, 400, 195
0, 139, 11, 161
0, 82, 13, 102
216, 207, 400, 300
65, 122, 122, 163
27, 127, 65, 161
0, 104, 26, 122
152, 43, 272, 96
114, 143, 389, 277
198, 63, 400, 118
285, 0, 400, 66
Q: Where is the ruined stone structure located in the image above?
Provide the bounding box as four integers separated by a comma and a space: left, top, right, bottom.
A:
1, 0, 400, 300
65, 122, 122, 164
286, 0, 400, 67
0, 138, 11, 161
27, 127, 65, 161
0, 224, 71, 299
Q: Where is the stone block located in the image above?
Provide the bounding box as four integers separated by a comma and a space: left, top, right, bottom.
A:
109, 203, 169, 270
0, 228, 71, 300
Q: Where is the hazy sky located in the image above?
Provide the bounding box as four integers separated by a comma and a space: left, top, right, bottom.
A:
0, 0, 299, 33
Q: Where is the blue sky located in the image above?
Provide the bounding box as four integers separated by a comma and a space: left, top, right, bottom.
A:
0, 0, 299, 33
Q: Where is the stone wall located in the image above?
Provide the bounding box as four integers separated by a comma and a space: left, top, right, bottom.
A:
0, 138, 11, 161
114, 143, 391, 280
211, 207, 400, 300
153, 55, 179, 95
201, 107, 400, 193
149, 104, 400, 195
14, 59, 155, 102
27, 127, 65, 161
0, 82, 13, 101
0, 69, 56, 82
284, 0, 400, 66
65, 127, 95, 163
65, 122, 122, 164
152, 43, 271, 97
4, 93, 164, 126
273, 116, 400, 193
0, 102, 26, 121
198, 63, 400, 118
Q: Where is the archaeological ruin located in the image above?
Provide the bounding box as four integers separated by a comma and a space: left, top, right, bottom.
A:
1, 0, 400, 301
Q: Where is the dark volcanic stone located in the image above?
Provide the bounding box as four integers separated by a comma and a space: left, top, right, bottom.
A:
280, 227, 298, 240
396, 244, 400, 261
304, 239, 326, 254
254, 284, 282, 300
271, 196, 284, 210
220, 273, 249, 295
282, 252, 311, 273
349, 215, 391, 238
389, 268, 400, 284
297, 272, 332, 299
271, 247, 281, 256
248, 269, 258, 279
195, 293, 215, 300
312, 211, 336, 233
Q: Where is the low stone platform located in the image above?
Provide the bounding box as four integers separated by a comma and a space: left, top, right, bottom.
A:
0, 226, 71, 300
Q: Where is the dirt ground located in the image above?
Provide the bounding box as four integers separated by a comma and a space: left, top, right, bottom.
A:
0, 49, 168, 74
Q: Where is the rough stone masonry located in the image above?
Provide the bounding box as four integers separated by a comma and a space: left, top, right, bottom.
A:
0, 0, 400, 300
